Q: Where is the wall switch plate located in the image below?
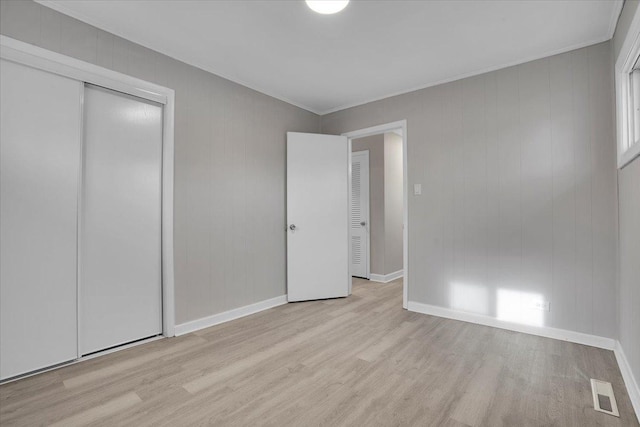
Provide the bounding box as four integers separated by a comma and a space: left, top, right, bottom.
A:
413, 184, 422, 195
531, 301, 550, 312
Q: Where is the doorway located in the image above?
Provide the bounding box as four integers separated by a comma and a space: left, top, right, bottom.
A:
285, 121, 407, 308
344, 121, 408, 309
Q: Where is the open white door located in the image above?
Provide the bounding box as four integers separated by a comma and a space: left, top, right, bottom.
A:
351, 150, 370, 278
287, 132, 349, 302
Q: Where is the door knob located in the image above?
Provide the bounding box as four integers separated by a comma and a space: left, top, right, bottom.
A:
360, 221, 366, 226
289, 224, 297, 231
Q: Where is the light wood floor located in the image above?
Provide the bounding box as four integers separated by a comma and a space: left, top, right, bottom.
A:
1, 278, 638, 426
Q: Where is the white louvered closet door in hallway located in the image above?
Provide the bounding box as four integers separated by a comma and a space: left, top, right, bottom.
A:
351, 150, 370, 279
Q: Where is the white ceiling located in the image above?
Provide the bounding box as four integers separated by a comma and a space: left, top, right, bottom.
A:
39, 0, 622, 115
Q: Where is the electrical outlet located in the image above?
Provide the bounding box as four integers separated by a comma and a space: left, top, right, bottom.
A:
531, 300, 550, 312
413, 184, 422, 195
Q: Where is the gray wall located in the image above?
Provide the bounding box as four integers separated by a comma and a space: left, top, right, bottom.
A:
617, 158, 640, 396
613, 0, 640, 398
0, 0, 320, 325
0, 1, 624, 343
323, 42, 618, 339
352, 135, 385, 275
383, 133, 404, 274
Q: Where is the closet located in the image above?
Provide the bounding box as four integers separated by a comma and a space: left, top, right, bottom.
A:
0, 57, 164, 380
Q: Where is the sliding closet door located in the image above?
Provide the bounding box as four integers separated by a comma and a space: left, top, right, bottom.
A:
0, 60, 82, 379
80, 85, 163, 355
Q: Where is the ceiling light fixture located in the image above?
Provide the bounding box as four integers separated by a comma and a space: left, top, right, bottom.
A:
306, 0, 349, 15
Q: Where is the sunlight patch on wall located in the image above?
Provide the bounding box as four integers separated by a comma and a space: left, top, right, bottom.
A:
497, 289, 545, 327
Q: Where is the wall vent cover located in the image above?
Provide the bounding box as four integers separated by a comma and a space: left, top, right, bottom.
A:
590, 379, 620, 417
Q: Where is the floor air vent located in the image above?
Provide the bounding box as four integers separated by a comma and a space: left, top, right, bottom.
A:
590, 379, 620, 417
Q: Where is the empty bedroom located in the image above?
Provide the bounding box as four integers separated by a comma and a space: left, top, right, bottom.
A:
0, 0, 638, 425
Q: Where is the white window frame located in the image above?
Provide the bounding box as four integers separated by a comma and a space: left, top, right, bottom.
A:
616, 6, 640, 168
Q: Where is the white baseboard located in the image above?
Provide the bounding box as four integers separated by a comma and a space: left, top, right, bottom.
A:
614, 341, 640, 422
406, 301, 616, 350
174, 295, 288, 336
407, 300, 639, 422
370, 269, 403, 283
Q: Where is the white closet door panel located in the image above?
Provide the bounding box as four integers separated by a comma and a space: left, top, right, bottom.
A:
0, 59, 82, 379
351, 151, 369, 278
80, 85, 162, 355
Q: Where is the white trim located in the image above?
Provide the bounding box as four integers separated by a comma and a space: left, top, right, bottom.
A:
174, 295, 288, 336
407, 301, 616, 350
619, 142, 640, 168
615, 4, 640, 169
614, 342, 640, 422
0, 36, 167, 104
370, 269, 404, 284
0, 35, 176, 338
347, 138, 353, 296
343, 120, 409, 309
76, 81, 85, 359
161, 89, 176, 338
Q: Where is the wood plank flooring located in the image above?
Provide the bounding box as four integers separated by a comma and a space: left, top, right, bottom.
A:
1, 278, 638, 426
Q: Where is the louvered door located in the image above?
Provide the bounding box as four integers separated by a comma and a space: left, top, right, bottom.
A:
351, 151, 370, 278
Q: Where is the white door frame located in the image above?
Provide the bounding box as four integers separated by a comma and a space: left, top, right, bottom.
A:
0, 35, 176, 338
351, 150, 370, 280
343, 120, 408, 309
